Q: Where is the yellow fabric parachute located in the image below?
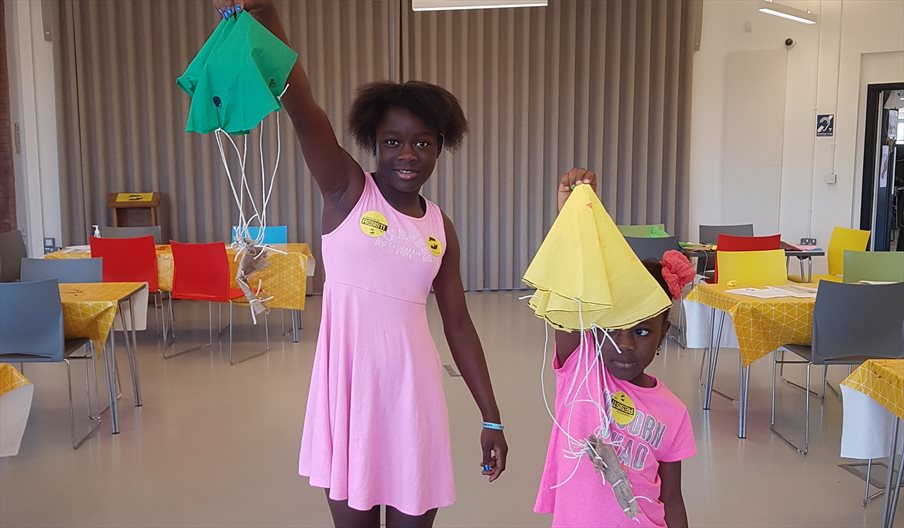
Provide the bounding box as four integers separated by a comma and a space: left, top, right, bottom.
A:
522, 184, 671, 331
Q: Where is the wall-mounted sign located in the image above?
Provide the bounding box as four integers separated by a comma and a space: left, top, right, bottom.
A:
816, 114, 834, 137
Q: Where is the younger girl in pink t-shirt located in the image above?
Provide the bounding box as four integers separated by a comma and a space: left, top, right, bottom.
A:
534, 169, 697, 528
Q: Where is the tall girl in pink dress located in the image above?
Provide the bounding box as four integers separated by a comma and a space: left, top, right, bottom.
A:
218, 2, 509, 527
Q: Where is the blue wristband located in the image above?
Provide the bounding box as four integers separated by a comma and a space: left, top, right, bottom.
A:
482, 421, 504, 431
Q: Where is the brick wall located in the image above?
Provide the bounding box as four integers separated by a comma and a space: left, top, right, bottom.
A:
0, 0, 16, 232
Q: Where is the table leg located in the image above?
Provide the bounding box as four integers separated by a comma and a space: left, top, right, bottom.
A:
118, 301, 141, 406
807, 257, 813, 283
799, 258, 805, 282
127, 298, 142, 406
105, 335, 120, 434
291, 310, 299, 343
883, 417, 902, 528
703, 309, 725, 411
739, 360, 751, 439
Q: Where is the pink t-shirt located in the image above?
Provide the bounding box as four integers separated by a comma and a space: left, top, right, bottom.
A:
535, 341, 696, 528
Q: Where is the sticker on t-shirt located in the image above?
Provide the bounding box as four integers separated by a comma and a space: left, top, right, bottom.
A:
360, 211, 388, 238
610, 391, 636, 427
426, 235, 443, 257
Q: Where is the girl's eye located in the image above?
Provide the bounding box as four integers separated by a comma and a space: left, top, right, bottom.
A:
384, 139, 400, 147
634, 328, 651, 337
415, 140, 430, 149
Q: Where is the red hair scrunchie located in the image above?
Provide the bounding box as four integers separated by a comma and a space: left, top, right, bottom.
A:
660, 250, 695, 300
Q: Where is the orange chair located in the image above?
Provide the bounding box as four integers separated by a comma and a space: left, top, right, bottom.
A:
713, 234, 781, 283
169, 241, 268, 364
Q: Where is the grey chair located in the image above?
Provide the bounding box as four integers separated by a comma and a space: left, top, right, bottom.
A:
100, 225, 163, 245
625, 236, 681, 262
0, 279, 102, 448
699, 223, 754, 244
696, 224, 754, 276
771, 281, 904, 455
0, 230, 27, 282
20, 258, 103, 283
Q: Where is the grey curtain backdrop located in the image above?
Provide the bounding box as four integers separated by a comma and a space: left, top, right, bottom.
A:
53, 0, 694, 292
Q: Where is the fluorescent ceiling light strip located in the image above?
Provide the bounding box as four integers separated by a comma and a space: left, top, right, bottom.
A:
413, 1, 548, 11
758, 7, 817, 24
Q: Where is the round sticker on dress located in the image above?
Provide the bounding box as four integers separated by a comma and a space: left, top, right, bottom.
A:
360, 211, 388, 237
427, 236, 443, 256
610, 391, 636, 426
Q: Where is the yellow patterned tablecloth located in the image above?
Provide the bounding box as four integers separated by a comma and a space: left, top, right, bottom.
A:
0, 364, 30, 397
60, 282, 146, 349
842, 359, 904, 421
685, 283, 816, 366
48, 244, 310, 310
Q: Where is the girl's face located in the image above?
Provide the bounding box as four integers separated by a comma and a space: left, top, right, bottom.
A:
374, 106, 441, 194
601, 313, 670, 386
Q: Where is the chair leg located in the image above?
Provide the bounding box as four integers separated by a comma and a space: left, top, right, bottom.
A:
167, 292, 177, 341
770, 355, 812, 455
153, 292, 162, 340
803, 363, 811, 454
164, 302, 216, 359
65, 345, 102, 449
228, 302, 269, 365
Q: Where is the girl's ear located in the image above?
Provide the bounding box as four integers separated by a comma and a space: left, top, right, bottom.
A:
658, 315, 671, 347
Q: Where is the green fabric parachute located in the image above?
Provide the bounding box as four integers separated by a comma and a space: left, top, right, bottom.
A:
178, 11, 297, 135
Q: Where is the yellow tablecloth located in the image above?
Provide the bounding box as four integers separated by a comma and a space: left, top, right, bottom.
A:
685, 283, 816, 366
0, 364, 32, 457
60, 282, 146, 349
0, 364, 29, 397
48, 243, 310, 310
842, 359, 904, 421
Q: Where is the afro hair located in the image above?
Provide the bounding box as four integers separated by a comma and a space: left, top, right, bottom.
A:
348, 80, 468, 154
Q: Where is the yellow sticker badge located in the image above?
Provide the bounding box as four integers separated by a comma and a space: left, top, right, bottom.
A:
360, 211, 388, 238
610, 391, 637, 427
426, 236, 443, 257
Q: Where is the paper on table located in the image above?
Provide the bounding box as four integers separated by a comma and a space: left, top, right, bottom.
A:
726, 285, 817, 299
60, 245, 90, 253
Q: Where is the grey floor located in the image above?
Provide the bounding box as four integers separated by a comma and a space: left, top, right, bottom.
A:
0, 291, 900, 527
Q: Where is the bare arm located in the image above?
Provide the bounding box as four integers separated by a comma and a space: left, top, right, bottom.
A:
552, 168, 598, 365
658, 461, 689, 528
433, 213, 507, 482
222, 1, 363, 209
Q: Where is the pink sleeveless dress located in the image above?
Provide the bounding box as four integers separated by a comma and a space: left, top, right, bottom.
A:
299, 172, 455, 515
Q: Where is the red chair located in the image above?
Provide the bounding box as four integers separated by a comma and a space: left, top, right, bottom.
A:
713, 234, 781, 283
89, 235, 163, 395
89, 236, 158, 290
169, 241, 269, 364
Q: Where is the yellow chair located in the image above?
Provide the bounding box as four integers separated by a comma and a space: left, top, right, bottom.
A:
717, 249, 788, 287
790, 226, 870, 283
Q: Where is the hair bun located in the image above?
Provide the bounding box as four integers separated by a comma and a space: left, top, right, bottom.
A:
660, 250, 695, 300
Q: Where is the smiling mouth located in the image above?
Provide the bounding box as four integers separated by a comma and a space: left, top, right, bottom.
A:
394, 168, 420, 180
